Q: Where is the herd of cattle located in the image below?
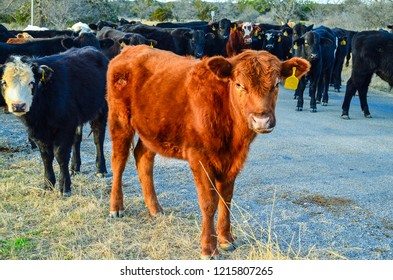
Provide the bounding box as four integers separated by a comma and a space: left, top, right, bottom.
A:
0, 18, 392, 259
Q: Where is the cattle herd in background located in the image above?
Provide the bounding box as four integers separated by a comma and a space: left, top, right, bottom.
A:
0, 18, 392, 259
0, 18, 392, 118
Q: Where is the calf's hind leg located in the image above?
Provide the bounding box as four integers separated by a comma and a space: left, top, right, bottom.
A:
91, 108, 108, 177
134, 139, 163, 216
109, 122, 132, 218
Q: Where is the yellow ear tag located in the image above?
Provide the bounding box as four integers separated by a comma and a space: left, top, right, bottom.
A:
284, 67, 299, 90
254, 30, 258, 36
294, 43, 298, 50
212, 26, 216, 31
41, 71, 45, 82
284, 31, 288, 36
234, 25, 237, 31
150, 42, 153, 48
120, 41, 126, 47
341, 40, 347, 45
278, 36, 281, 42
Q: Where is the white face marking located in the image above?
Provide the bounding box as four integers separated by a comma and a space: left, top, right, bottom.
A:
2, 57, 35, 116
265, 33, 273, 41
242, 22, 253, 37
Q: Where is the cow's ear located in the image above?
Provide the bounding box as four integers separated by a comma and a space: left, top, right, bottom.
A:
148, 39, 158, 47
61, 38, 74, 49
118, 38, 130, 47
280, 57, 311, 79
32, 63, 54, 84
207, 57, 232, 80
100, 38, 114, 50
89, 23, 98, 31
306, 24, 314, 32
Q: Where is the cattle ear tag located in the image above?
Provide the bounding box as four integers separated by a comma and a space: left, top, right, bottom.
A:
284, 31, 288, 36
212, 26, 216, 31
41, 71, 45, 82
233, 25, 237, 31
284, 67, 299, 90
294, 43, 298, 50
120, 41, 126, 47
341, 40, 346, 46
150, 42, 154, 48
278, 36, 282, 42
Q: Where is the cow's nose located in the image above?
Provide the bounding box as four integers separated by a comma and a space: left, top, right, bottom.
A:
310, 53, 318, 60
195, 52, 203, 58
12, 103, 26, 112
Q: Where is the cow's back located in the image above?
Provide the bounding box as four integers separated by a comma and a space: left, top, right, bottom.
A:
33, 47, 108, 125
107, 45, 228, 158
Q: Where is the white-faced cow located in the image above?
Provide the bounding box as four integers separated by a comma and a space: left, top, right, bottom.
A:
106, 45, 310, 259
0, 47, 108, 196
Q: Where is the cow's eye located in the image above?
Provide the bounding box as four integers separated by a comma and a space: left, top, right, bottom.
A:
235, 83, 244, 90
29, 81, 34, 89
1, 80, 6, 87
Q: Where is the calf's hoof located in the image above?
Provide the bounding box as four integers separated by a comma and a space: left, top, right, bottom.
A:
364, 113, 372, 118
219, 240, 239, 251
322, 102, 328, 106
341, 114, 350, 120
109, 211, 125, 218
310, 108, 317, 113
296, 107, 303, 111
200, 254, 221, 260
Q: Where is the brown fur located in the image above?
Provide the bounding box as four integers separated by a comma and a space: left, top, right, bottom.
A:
106, 45, 310, 259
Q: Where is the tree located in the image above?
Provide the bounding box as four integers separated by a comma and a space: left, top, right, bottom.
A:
237, 0, 271, 13
151, 7, 173, 22
269, 0, 297, 24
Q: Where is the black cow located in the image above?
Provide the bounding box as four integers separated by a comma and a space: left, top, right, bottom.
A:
119, 23, 209, 58
331, 28, 348, 92
96, 27, 156, 59
342, 31, 393, 119
292, 23, 314, 100
89, 20, 119, 32
158, 19, 232, 57
0, 47, 108, 195
293, 26, 336, 112
344, 29, 358, 67
70, 32, 114, 51
263, 29, 292, 60
0, 24, 16, 42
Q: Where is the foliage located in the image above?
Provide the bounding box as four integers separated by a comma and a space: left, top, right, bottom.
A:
1, 0, 393, 31
151, 7, 173, 22
237, 0, 271, 13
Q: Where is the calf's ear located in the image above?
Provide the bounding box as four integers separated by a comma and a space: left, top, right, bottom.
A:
207, 57, 233, 80
280, 57, 311, 79
100, 38, 114, 50
32, 63, 54, 84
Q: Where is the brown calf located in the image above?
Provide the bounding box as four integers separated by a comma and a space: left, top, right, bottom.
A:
106, 45, 310, 259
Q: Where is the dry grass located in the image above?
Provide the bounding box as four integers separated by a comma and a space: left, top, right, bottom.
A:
0, 145, 309, 260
